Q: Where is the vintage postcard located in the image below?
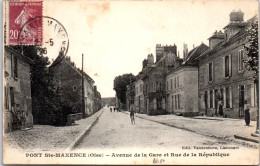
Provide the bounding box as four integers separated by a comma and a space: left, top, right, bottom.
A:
2, 0, 259, 165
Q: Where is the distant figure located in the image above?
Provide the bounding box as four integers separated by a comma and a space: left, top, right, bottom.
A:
244, 101, 250, 126
218, 100, 223, 116
117, 107, 119, 113
114, 107, 116, 112
130, 108, 135, 125
110, 107, 112, 112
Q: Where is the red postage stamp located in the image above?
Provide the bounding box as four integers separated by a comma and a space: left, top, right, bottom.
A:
7, 1, 43, 45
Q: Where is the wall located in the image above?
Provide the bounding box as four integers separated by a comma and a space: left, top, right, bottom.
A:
198, 33, 257, 119
4, 48, 33, 133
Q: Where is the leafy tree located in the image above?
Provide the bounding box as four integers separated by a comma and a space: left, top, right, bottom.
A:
244, 19, 259, 130
113, 73, 136, 104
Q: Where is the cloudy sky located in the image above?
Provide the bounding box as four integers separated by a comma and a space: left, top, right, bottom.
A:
44, 0, 258, 97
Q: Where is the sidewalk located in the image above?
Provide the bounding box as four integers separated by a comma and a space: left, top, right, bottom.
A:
4, 109, 104, 152
124, 111, 259, 148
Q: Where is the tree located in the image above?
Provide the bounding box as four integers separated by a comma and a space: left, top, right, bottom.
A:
244, 19, 259, 131
12, 46, 72, 125
113, 74, 136, 104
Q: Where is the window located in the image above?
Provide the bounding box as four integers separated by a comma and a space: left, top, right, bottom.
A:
73, 86, 77, 91
156, 82, 159, 92
223, 54, 231, 78
10, 87, 15, 107
11, 54, 18, 78
209, 62, 214, 82
170, 79, 173, 90
14, 57, 18, 78
238, 50, 245, 72
226, 87, 230, 108
178, 94, 181, 109
4, 86, 8, 109
174, 77, 177, 89
175, 95, 177, 109
210, 90, 213, 108
177, 76, 179, 88
140, 84, 143, 93
171, 95, 173, 108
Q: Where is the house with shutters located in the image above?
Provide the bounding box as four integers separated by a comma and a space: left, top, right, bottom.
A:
196, 10, 258, 120
4, 46, 34, 133
166, 43, 208, 116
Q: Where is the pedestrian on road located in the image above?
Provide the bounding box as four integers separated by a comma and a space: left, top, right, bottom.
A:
244, 101, 250, 126
218, 100, 223, 117
110, 108, 112, 112
130, 108, 135, 125
114, 107, 116, 112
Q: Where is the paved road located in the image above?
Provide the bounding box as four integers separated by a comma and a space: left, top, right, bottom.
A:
75, 107, 241, 149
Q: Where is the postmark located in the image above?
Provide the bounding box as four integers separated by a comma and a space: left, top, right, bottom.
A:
7, 1, 43, 45
18, 16, 69, 61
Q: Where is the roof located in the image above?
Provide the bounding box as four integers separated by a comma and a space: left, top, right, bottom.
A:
196, 15, 257, 60
51, 55, 95, 84
5, 46, 35, 65
184, 43, 209, 64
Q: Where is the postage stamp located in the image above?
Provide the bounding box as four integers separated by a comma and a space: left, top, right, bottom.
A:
7, 1, 43, 45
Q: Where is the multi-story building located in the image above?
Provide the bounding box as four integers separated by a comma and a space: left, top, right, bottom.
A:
134, 77, 145, 113
135, 44, 181, 115
166, 43, 208, 116
50, 56, 99, 117
4, 46, 34, 133
197, 10, 258, 120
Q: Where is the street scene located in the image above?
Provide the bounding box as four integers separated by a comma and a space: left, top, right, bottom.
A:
75, 107, 258, 149
2, 0, 259, 165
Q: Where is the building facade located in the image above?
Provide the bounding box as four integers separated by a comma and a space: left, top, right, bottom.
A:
134, 44, 181, 115
134, 78, 145, 113
4, 46, 34, 133
51, 56, 100, 117
197, 11, 258, 120
166, 43, 208, 116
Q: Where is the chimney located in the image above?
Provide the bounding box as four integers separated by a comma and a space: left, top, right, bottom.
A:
183, 43, 188, 60
208, 30, 225, 50
156, 44, 163, 62
224, 10, 246, 41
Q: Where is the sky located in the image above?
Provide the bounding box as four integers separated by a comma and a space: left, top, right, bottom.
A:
43, 0, 258, 97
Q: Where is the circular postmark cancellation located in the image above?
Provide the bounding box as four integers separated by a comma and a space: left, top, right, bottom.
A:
18, 16, 69, 65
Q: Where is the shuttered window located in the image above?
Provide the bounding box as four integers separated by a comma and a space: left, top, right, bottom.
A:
224, 54, 232, 78
209, 62, 214, 82
238, 50, 245, 72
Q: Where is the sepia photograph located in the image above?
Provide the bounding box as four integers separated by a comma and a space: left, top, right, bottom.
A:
2, 0, 259, 164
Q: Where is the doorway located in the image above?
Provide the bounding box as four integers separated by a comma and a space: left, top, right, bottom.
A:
204, 91, 208, 115
239, 85, 245, 117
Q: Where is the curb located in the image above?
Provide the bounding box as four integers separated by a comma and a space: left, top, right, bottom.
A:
234, 135, 259, 143
64, 110, 104, 152
122, 112, 258, 149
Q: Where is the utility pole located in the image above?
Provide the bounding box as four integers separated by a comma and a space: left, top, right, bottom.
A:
82, 53, 86, 118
